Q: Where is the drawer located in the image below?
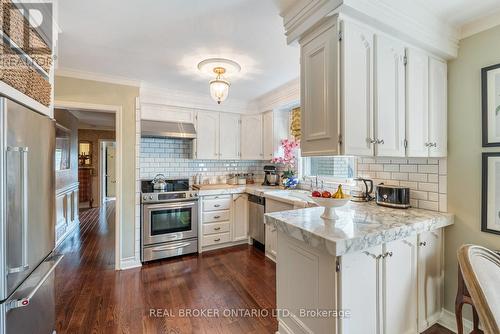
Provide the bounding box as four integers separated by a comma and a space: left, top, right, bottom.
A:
203, 210, 230, 223
203, 221, 231, 235
203, 198, 231, 211
204, 195, 231, 201
203, 232, 231, 246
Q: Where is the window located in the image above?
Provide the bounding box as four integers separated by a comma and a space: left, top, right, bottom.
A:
301, 156, 356, 180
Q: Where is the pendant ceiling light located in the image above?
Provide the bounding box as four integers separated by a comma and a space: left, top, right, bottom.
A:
198, 58, 241, 104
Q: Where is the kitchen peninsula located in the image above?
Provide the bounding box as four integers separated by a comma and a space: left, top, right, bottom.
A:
265, 203, 454, 334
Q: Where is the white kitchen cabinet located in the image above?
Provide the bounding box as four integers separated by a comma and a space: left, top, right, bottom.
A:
383, 236, 418, 334
339, 245, 381, 334
428, 58, 447, 157
406, 48, 430, 157
219, 113, 241, 160
342, 20, 374, 156
340, 236, 418, 334
265, 198, 294, 262
195, 111, 220, 159
417, 229, 444, 331
300, 18, 341, 156
240, 114, 263, 160
263, 110, 290, 160
141, 104, 194, 123
374, 34, 406, 157
232, 193, 249, 242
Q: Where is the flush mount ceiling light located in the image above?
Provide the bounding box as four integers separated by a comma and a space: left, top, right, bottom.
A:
197, 58, 241, 104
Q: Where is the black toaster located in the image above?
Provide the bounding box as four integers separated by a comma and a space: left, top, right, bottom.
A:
376, 184, 410, 209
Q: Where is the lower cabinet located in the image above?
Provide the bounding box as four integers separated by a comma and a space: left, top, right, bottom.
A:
265, 198, 294, 262
200, 193, 249, 251
339, 232, 442, 334
417, 229, 444, 331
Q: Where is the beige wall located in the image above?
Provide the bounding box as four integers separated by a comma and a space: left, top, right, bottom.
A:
54, 76, 139, 260
446, 25, 500, 317
78, 129, 116, 207
54, 108, 79, 190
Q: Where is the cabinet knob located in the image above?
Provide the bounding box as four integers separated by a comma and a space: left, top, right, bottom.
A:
369, 138, 377, 144
419, 241, 427, 247
214, 227, 221, 231
213, 216, 220, 219
382, 251, 393, 258
377, 139, 384, 144
214, 238, 221, 242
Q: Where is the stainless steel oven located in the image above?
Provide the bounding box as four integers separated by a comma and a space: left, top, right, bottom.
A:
142, 200, 198, 245
140, 178, 199, 262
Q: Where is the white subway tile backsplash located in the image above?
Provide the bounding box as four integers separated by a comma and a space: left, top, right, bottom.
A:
140, 138, 266, 180
418, 165, 439, 174
357, 157, 447, 212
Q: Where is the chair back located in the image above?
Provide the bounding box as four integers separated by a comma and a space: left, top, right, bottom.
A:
457, 245, 500, 334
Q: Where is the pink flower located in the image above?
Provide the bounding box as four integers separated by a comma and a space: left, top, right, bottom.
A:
271, 138, 300, 171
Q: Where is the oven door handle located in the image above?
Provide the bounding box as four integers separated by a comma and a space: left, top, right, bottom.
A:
146, 202, 197, 210
151, 242, 192, 252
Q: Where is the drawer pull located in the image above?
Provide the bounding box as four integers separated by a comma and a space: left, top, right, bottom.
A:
214, 238, 221, 242
213, 215, 221, 219
214, 227, 221, 231
214, 204, 221, 208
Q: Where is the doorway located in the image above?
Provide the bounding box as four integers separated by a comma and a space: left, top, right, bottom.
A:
100, 140, 116, 204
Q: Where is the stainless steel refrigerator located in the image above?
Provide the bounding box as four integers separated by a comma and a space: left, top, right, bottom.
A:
0, 97, 62, 334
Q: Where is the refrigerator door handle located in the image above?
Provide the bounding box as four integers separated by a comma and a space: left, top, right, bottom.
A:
6, 146, 30, 274
6, 255, 63, 311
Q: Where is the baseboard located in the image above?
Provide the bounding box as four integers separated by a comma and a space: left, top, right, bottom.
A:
120, 256, 142, 270
438, 308, 473, 333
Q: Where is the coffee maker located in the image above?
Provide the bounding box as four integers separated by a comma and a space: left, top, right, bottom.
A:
262, 165, 279, 186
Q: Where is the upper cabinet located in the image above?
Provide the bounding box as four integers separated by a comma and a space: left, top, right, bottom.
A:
373, 34, 406, 157
300, 18, 340, 157
263, 110, 290, 160
428, 58, 447, 157
141, 104, 194, 123
299, 15, 448, 158
406, 48, 429, 157
219, 113, 241, 160
342, 20, 374, 156
241, 114, 264, 160
195, 111, 220, 160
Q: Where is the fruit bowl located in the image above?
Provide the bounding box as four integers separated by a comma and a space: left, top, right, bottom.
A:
308, 195, 351, 220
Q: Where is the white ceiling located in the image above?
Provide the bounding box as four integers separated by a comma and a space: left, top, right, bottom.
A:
414, 0, 500, 28
57, 0, 300, 103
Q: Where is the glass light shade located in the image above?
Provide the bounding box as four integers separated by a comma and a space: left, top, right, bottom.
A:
209, 78, 230, 104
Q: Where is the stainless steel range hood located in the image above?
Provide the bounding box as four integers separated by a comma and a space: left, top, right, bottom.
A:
141, 120, 196, 139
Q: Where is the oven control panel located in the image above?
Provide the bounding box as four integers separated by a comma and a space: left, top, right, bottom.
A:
141, 191, 198, 203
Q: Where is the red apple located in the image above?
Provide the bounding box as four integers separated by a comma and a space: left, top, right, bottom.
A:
322, 191, 331, 198
312, 191, 321, 198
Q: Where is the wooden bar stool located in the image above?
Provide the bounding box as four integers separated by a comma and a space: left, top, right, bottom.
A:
456, 245, 500, 334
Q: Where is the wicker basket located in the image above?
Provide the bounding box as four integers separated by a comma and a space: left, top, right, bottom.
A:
26, 67, 51, 106
0, 43, 31, 94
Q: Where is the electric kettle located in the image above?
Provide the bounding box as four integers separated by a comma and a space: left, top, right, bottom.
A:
350, 178, 374, 202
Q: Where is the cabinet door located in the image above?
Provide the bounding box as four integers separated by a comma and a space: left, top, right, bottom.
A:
241, 114, 263, 160
406, 48, 429, 157
342, 20, 374, 156
374, 34, 406, 157
219, 113, 240, 160
195, 111, 220, 160
417, 229, 443, 331
232, 194, 248, 242
383, 236, 418, 334
339, 245, 382, 334
428, 58, 447, 157
263, 111, 274, 160
265, 224, 277, 262
300, 19, 340, 156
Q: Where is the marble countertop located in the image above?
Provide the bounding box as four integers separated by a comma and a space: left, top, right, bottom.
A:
195, 184, 316, 207
264, 201, 454, 256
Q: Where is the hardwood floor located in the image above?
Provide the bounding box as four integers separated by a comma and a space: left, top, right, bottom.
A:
54, 201, 454, 334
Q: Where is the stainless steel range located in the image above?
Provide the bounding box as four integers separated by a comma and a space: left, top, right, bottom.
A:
141, 178, 199, 262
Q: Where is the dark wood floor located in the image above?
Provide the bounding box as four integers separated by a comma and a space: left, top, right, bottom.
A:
54, 201, 454, 334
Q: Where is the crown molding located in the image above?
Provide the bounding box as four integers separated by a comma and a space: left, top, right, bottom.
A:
251, 78, 300, 112
56, 67, 142, 87
282, 0, 460, 59
460, 9, 500, 39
